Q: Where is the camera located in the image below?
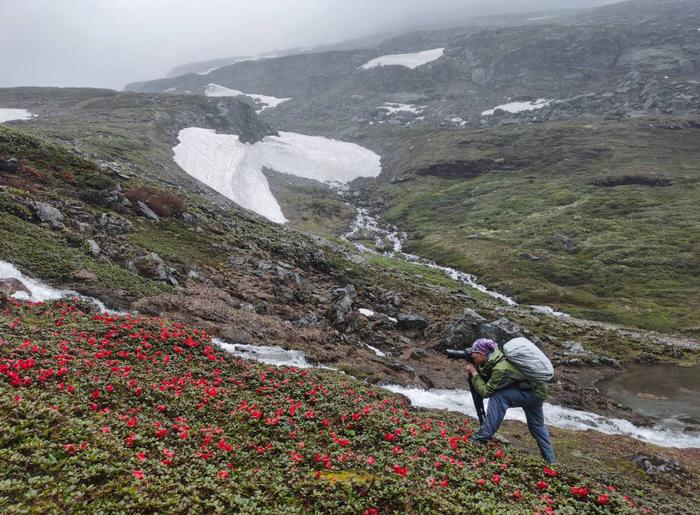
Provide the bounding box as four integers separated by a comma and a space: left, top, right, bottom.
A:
445, 349, 474, 362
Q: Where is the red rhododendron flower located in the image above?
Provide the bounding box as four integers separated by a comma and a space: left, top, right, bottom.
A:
543, 466, 558, 477
393, 464, 408, 476
476, 478, 487, 487
536, 481, 549, 490
384, 433, 396, 442
597, 494, 610, 505
491, 474, 501, 485
570, 486, 590, 498
218, 470, 229, 479
513, 490, 522, 500
132, 470, 145, 480
367, 456, 376, 465
495, 448, 504, 459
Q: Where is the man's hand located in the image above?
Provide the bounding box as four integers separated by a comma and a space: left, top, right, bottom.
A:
465, 362, 478, 377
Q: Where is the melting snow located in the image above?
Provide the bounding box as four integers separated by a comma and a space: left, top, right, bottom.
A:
365, 344, 386, 357
0, 261, 122, 314
358, 308, 375, 317
482, 99, 552, 116
173, 127, 381, 224
360, 48, 444, 70
529, 305, 570, 318
0, 108, 33, 123
379, 103, 424, 115
384, 385, 700, 448
205, 83, 291, 112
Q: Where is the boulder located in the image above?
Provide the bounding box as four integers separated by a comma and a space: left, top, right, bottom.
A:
561, 340, 588, 355
33, 202, 64, 230
0, 278, 31, 297
131, 252, 168, 281
397, 313, 429, 331
86, 239, 101, 257
478, 317, 523, 343
99, 213, 133, 235
631, 454, 691, 479
136, 200, 159, 221
0, 157, 21, 173
440, 308, 487, 349
326, 284, 357, 327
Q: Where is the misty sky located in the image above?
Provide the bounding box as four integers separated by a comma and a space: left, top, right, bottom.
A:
0, 0, 615, 91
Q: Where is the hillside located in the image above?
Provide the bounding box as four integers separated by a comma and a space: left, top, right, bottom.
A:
2, 297, 696, 513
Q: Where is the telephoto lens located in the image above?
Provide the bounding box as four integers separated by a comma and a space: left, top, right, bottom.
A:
445, 349, 473, 362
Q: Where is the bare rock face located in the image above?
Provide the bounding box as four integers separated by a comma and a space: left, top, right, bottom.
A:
478, 317, 524, 344
631, 454, 692, 480
130, 253, 168, 281
397, 313, 429, 331
0, 278, 31, 297
0, 157, 21, 173
440, 309, 487, 349
326, 284, 357, 327
33, 202, 64, 230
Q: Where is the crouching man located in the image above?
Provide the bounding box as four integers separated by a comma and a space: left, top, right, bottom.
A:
464, 338, 555, 464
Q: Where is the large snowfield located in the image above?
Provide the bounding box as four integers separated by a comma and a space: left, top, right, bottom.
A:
0, 108, 34, 123
360, 48, 444, 70
204, 83, 291, 112
172, 127, 381, 223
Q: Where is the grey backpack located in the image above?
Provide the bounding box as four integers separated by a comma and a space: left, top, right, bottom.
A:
502, 337, 554, 383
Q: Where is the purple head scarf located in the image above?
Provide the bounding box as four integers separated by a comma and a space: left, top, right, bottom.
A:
469, 338, 498, 355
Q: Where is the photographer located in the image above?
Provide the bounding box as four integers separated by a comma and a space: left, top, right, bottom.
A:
464, 338, 555, 464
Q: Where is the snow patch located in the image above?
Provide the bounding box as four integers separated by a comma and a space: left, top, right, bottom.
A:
528, 16, 555, 21
482, 99, 552, 116
173, 128, 381, 224
379, 103, 424, 115
0, 261, 122, 314
530, 305, 570, 318
451, 117, 468, 127
205, 83, 291, 112
358, 308, 375, 317
196, 54, 280, 75
0, 108, 34, 123
365, 344, 386, 357
384, 385, 700, 448
360, 48, 444, 70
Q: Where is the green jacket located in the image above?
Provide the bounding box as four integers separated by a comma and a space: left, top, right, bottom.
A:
471, 349, 547, 401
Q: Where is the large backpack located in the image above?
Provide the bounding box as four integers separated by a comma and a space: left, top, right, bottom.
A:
501, 337, 554, 383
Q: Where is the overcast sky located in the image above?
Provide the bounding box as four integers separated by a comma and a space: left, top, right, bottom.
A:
0, 0, 615, 90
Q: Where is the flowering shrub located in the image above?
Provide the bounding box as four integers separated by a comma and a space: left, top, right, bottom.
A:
0, 298, 638, 513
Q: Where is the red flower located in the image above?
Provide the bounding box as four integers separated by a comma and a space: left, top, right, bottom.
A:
597, 494, 610, 506
132, 469, 145, 480
393, 464, 408, 476
513, 490, 522, 500
218, 470, 229, 479
491, 474, 501, 485
156, 429, 168, 438
476, 478, 487, 487
363, 509, 379, 515
91, 389, 101, 399
439, 479, 449, 487
570, 486, 590, 498
135, 452, 146, 461
157, 404, 166, 412
495, 448, 504, 459
384, 433, 396, 442
367, 456, 376, 465
543, 466, 558, 477
536, 481, 549, 490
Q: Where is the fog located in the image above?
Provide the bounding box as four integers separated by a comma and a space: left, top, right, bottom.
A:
0, 0, 616, 91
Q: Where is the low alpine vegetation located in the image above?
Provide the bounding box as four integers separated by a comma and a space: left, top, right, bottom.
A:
0, 297, 641, 513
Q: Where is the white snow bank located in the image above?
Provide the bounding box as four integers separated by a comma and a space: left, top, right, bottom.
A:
358, 308, 375, 317
482, 99, 552, 116
0, 261, 121, 314
365, 344, 386, 357
384, 385, 700, 448
0, 108, 33, 123
205, 83, 291, 112
529, 305, 569, 318
172, 127, 381, 223
379, 103, 424, 115
360, 48, 444, 70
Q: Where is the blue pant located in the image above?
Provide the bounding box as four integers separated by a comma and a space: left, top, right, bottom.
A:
472, 387, 555, 463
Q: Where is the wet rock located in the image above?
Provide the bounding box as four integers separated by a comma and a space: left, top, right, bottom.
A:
257, 260, 274, 273
136, 200, 159, 221
553, 234, 579, 252
441, 308, 487, 349
598, 356, 622, 368
33, 202, 64, 230
86, 239, 101, 257
397, 313, 429, 331
131, 252, 168, 281
72, 221, 95, 235
631, 454, 691, 479
0, 157, 21, 173
326, 284, 357, 327
71, 269, 98, 283
99, 213, 133, 235
410, 348, 428, 360
478, 317, 523, 344
181, 212, 195, 225
562, 340, 587, 355
0, 278, 31, 297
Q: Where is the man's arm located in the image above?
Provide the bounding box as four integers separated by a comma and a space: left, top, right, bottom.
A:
466, 364, 509, 398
